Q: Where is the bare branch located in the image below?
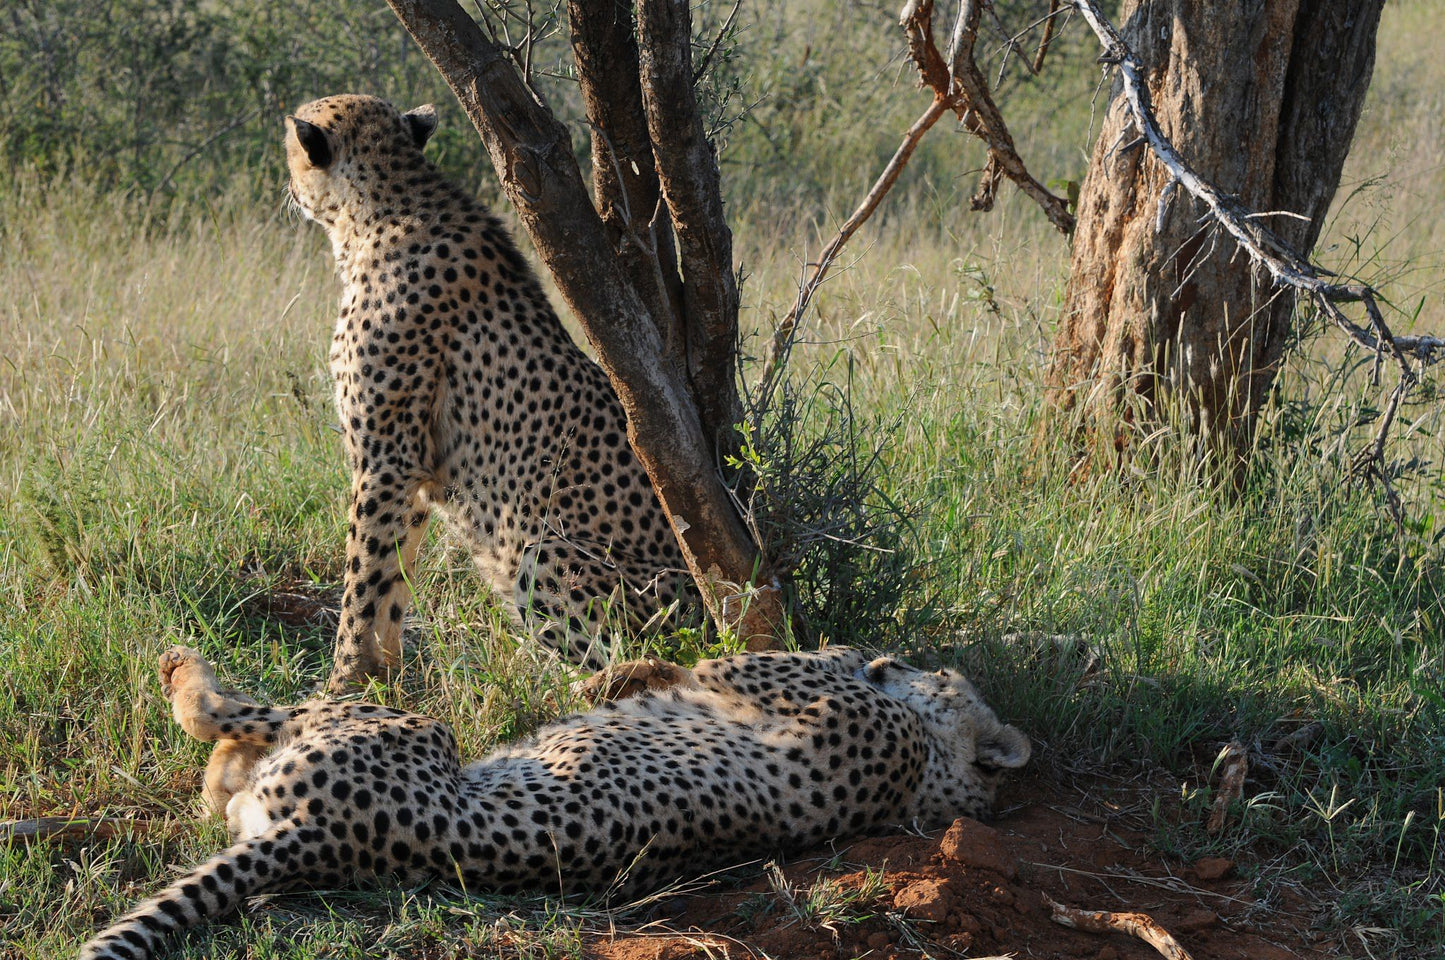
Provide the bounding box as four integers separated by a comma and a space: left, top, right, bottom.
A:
1071, 0, 1443, 528
1032, 0, 1066, 73
151, 107, 261, 200
900, 0, 1075, 234
753, 1, 1071, 410
755, 95, 953, 411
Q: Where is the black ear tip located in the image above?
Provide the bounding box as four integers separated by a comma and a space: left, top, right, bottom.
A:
291, 117, 333, 169
403, 105, 439, 149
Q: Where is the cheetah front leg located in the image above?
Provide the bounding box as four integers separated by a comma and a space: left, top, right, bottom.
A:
328, 470, 431, 692
514, 538, 695, 671
513, 538, 632, 670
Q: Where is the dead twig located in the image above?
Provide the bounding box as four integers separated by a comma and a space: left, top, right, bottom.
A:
1206, 740, 1249, 834
754, 95, 952, 410
754, 0, 1071, 409
0, 817, 153, 843
1045, 894, 1196, 960
1071, 0, 1445, 532
1032, 0, 1066, 73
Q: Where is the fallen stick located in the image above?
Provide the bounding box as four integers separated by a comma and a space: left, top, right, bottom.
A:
0, 817, 152, 844
1044, 894, 1195, 960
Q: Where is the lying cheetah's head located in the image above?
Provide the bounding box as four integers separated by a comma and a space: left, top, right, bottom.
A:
859, 656, 1031, 821
284, 94, 438, 229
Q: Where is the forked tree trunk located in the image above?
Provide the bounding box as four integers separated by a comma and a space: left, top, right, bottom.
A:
383, 0, 782, 644
1048, 0, 1384, 472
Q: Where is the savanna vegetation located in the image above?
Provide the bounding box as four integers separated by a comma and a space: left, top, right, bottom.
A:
1, 0, 1442, 956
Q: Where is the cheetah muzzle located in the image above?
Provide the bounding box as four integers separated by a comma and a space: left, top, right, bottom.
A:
79, 645, 1030, 959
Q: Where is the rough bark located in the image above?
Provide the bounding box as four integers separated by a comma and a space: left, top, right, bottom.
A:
568, 0, 686, 358
1048, 0, 1384, 468
636, 0, 744, 461
383, 0, 782, 645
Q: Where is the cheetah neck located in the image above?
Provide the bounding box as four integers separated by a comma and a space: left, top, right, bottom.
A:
324, 167, 479, 277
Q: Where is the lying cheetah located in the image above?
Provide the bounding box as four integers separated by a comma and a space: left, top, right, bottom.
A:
79, 646, 1030, 959
284, 94, 694, 690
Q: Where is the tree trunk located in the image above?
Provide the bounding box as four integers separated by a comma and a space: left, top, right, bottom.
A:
383, 0, 783, 645
1048, 0, 1384, 472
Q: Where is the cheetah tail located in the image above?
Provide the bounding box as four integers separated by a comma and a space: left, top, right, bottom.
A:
78, 819, 301, 960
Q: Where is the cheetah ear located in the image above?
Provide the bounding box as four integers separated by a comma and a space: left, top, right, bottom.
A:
977, 724, 1031, 770
403, 104, 438, 149
288, 116, 333, 169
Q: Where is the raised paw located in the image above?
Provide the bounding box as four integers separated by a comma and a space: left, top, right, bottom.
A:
578, 658, 693, 706
158, 646, 218, 701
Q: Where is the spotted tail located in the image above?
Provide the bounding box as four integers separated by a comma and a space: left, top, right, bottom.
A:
79, 819, 301, 960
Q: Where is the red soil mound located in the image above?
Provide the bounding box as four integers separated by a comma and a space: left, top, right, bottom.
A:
590, 770, 1341, 960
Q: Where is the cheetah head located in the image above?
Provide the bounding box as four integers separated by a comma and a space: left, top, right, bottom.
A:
284, 95, 439, 230
859, 656, 1030, 823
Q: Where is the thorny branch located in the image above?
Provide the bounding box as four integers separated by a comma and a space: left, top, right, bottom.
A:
692, 0, 743, 82
1072, 0, 1445, 531
755, 0, 1072, 407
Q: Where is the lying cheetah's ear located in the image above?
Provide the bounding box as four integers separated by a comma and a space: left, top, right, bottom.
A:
403, 104, 439, 149
977, 724, 1031, 770
287, 116, 333, 169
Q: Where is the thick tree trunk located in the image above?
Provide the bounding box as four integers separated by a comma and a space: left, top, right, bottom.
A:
383, 0, 783, 645
1048, 0, 1383, 471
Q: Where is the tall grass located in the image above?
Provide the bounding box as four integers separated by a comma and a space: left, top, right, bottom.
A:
2, 1, 1443, 957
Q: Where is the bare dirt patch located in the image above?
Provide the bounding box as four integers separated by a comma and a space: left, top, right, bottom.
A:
591, 769, 1342, 960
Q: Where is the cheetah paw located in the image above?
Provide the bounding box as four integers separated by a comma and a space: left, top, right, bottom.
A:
578, 658, 691, 705
158, 646, 211, 699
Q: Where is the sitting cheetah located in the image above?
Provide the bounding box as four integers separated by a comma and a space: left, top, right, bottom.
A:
79, 646, 1030, 960
284, 94, 695, 690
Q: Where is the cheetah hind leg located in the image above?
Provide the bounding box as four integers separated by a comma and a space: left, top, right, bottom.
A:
159, 646, 291, 815
514, 540, 645, 670
159, 646, 295, 744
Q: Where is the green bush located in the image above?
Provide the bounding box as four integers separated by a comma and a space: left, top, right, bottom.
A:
0, 0, 481, 202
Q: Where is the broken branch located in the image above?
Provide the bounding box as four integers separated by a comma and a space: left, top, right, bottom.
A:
1206, 740, 1249, 835
1, 817, 153, 843
1045, 894, 1196, 960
